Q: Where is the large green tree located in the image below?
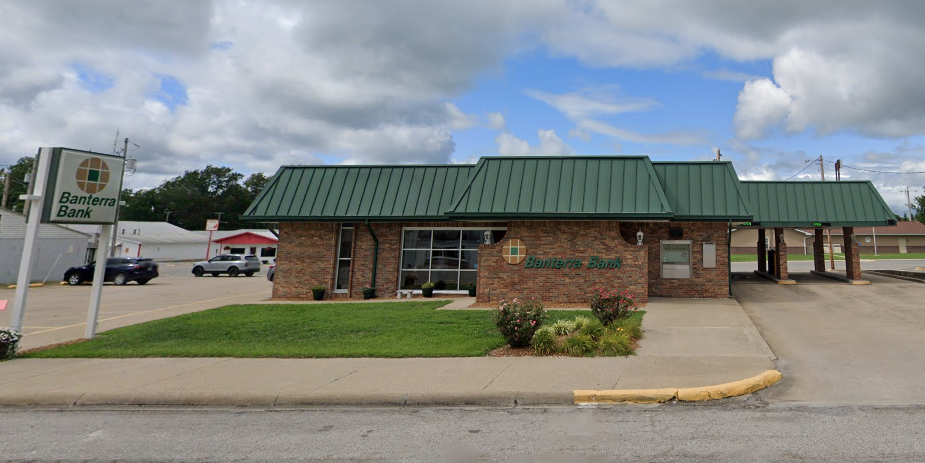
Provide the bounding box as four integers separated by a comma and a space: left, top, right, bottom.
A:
120, 166, 272, 231
913, 188, 925, 225
1, 156, 35, 212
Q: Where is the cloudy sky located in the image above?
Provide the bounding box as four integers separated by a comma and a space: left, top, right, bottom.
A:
2, 0, 924, 213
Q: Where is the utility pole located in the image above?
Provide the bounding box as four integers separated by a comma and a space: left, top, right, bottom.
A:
22, 156, 38, 217
820, 155, 835, 270
1, 168, 9, 209
165, 211, 171, 223
715, 148, 722, 161
908, 186, 914, 222
110, 138, 129, 257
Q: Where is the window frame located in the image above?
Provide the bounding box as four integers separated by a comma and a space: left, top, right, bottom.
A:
399, 226, 507, 293
334, 224, 354, 293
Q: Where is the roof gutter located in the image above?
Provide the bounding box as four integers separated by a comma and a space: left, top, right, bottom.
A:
364, 220, 378, 290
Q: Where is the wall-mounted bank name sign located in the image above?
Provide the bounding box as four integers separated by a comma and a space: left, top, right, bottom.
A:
523, 256, 622, 269
41, 148, 125, 225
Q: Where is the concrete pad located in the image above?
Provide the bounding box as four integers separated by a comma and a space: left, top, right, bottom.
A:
281, 358, 518, 405
643, 299, 756, 328
0, 359, 89, 385
85, 358, 381, 406
637, 327, 776, 358
484, 357, 629, 392
615, 356, 776, 389
0, 358, 226, 406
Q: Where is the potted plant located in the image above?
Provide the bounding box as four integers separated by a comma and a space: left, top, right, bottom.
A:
467, 283, 477, 297
0, 328, 22, 361
362, 285, 376, 300
421, 281, 435, 298
311, 285, 326, 301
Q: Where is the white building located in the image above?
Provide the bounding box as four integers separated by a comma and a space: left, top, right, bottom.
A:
0, 207, 90, 285
64, 221, 209, 261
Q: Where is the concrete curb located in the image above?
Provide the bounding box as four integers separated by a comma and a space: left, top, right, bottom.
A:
574, 369, 782, 404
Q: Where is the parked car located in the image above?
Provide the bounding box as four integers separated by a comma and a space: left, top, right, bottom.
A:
267, 265, 275, 282
64, 257, 159, 286
191, 254, 261, 277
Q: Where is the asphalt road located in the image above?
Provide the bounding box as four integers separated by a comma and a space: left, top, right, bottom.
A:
2, 404, 925, 462
0, 261, 272, 350
732, 258, 925, 273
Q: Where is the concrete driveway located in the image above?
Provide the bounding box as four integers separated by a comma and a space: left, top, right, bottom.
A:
735, 271, 925, 405
0, 263, 272, 350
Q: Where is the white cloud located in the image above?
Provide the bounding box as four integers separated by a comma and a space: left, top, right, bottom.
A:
486, 112, 506, 130
526, 88, 659, 119
445, 103, 479, 131
496, 129, 572, 157
577, 120, 705, 145
568, 128, 591, 142
733, 78, 792, 140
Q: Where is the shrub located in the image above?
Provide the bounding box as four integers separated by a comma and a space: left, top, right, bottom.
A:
577, 319, 605, 341
493, 298, 547, 348
530, 326, 558, 355
434, 280, 447, 290
310, 285, 325, 292
421, 281, 435, 289
599, 329, 632, 356
0, 328, 22, 360
572, 315, 592, 331
551, 319, 576, 336
562, 333, 596, 357
590, 288, 638, 326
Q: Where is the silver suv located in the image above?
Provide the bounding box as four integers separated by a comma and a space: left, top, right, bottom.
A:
191, 254, 261, 277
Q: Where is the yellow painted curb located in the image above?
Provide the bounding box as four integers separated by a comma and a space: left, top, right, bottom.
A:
574, 370, 782, 404
574, 388, 676, 404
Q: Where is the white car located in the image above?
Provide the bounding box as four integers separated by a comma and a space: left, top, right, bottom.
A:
191, 254, 261, 277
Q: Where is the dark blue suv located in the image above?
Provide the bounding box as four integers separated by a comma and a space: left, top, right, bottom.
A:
64, 257, 160, 286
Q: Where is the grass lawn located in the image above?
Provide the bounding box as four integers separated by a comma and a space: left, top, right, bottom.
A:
732, 252, 925, 262
23, 301, 619, 359
731, 254, 833, 262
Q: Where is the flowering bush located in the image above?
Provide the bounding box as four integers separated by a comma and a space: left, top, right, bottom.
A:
590, 287, 638, 326
0, 328, 22, 360
494, 298, 547, 347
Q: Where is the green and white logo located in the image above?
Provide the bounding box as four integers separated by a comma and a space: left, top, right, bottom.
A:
43, 149, 125, 224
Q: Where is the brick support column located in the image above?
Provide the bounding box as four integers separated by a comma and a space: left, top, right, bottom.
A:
813, 229, 825, 272
774, 227, 788, 280
757, 229, 767, 273
843, 227, 862, 280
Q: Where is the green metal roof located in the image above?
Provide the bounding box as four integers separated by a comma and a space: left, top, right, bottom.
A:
740, 181, 897, 227
445, 156, 674, 219
652, 161, 753, 221
243, 164, 474, 221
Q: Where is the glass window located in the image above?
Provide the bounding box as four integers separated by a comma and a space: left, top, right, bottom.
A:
335, 225, 354, 291
261, 247, 277, 257
433, 230, 461, 249
399, 228, 505, 290
403, 230, 432, 249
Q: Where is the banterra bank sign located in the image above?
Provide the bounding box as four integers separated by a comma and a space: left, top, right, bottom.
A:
42, 148, 125, 225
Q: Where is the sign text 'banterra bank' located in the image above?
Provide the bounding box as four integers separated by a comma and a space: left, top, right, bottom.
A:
42, 148, 125, 225
523, 256, 622, 269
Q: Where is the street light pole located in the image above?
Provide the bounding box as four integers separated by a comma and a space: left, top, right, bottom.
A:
109, 138, 128, 257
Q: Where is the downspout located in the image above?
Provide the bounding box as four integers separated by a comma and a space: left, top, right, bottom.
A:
728, 220, 733, 297
365, 220, 378, 289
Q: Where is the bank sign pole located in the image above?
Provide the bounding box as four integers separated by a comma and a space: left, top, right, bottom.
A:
10, 148, 125, 339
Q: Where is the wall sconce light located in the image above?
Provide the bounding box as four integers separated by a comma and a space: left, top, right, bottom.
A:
483, 230, 493, 245
636, 230, 644, 245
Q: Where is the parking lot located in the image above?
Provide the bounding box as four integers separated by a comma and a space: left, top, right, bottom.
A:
0, 263, 272, 350
735, 271, 925, 405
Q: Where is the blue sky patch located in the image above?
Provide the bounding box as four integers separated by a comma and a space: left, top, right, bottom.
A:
150, 74, 189, 111
73, 64, 114, 93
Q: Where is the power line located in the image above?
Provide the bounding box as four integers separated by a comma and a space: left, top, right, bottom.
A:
785, 160, 819, 180
823, 159, 925, 175
130, 143, 192, 162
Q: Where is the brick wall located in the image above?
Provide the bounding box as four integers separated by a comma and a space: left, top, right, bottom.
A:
477, 221, 649, 305
277, 220, 730, 302
273, 222, 338, 299
621, 221, 730, 298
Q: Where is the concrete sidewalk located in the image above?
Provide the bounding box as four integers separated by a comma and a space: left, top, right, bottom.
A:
0, 297, 778, 407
